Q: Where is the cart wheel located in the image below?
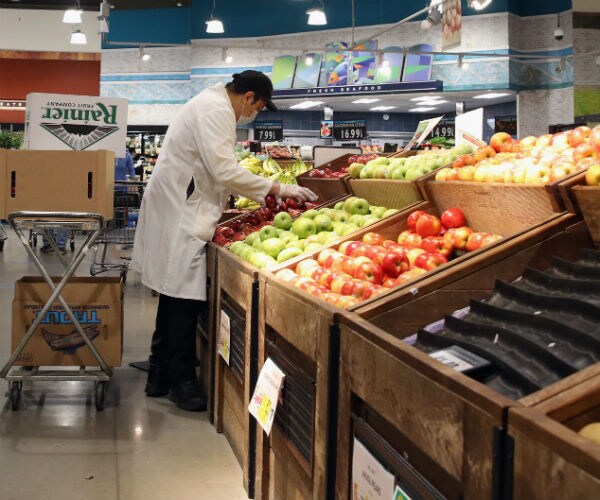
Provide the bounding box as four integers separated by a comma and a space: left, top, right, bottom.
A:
120, 269, 128, 284
9, 381, 20, 411
95, 382, 106, 411
70, 241, 75, 252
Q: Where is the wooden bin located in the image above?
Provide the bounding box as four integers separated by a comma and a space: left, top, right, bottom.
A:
572, 185, 600, 248
334, 314, 600, 500
507, 374, 600, 498
196, 242, 218, 423
296, 154, 353, 201
214, 246, 261, 497
346, 179, 423, 211
253, 190, 593, 498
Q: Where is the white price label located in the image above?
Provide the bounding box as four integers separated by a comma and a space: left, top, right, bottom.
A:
218, 310, 231, 365
430, 350, 475, 372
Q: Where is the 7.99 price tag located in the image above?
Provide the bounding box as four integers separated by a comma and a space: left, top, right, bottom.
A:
254, 121, 283, 142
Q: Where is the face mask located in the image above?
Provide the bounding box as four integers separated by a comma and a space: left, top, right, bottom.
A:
237, 101, 259, 125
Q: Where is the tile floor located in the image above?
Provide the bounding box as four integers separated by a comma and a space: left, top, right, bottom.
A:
0, 225, 249, 500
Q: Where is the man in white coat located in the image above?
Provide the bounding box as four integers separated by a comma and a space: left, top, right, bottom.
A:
131, 71, 317, 411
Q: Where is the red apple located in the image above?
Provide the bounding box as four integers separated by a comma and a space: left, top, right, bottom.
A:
415, 214, 442, 238
574, 143, 595, 163
414, 251, 448, 270
362, 232, 384, 246
481, 234, 503, 248
405, 247, 426, 266
570, 126, 592, 147
519, 136, 538, 150
550, 132, 571, 154
591, 125, 600, 150
382, 276, 397, 288
490, 132, 512, 153
354, 261, 384, 284
404, 233, 423, 248
395, 268, 428, 285
330, 273, 354, 294
420, 236, 454, 258
407, 210, 428, 231
382, 239, 401, 250
466, 232, 491, 252
381, 250, 410, 278
317, 248, 339, 266
440, 207, 467, 229
397, 229, 413, 245
586, 163, 600, 186
443, 226, 473, 251
335, 295, 360, 309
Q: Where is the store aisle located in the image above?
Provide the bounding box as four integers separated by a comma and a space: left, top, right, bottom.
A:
0, 228, 249, 500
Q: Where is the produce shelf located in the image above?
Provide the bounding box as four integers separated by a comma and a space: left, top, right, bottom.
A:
296, 154, 353, 201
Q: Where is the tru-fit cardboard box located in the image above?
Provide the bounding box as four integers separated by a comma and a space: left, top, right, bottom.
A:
12, 276, 123, 367
2, 149, 115, 219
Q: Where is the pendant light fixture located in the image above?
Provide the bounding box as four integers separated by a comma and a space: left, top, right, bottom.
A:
70, 29, 87, 44
467, 0, 493, 10
63, 1, 83, 24
206, 0, 224, 33
307, 0, 327, 26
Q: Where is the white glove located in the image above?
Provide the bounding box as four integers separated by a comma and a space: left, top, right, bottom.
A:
276, 183, 319, 202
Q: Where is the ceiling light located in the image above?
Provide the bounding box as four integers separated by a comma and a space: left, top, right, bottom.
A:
411, 96, 439, 102
352, 98, 380, 104
381, 59, 390, 67
70, 29, 87, 44
289, 100, 325, 109
307, 2, 327, 26
473, 92, 510, 99
419, 99, 449, 105
305, 54, 314, 66
468, 0, 493, 10
63, 8, 83, 24
409, 107, 437, 112
370, 106, 397, 111
222, 48, 233, 63
206, 18, 224, 33
206, 0, 224, 33
139, 45, 151, 61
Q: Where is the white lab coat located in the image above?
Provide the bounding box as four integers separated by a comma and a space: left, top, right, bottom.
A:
130, 83, 271, 300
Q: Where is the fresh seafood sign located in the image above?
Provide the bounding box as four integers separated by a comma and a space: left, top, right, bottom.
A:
24, 93, 128, 157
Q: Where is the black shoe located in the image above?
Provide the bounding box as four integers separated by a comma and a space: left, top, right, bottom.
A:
145, 363, 169, 397
169, 379, 207, 412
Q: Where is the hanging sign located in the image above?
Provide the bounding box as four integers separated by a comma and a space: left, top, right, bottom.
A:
254, 121, 284, 141
333, 120, 367, 140
404, 115, 444, 150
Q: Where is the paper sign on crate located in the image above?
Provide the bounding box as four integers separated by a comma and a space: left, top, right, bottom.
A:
404, 115, 444, 150
249, 357, 285, 435
217, 310, 231, 365
352, 438, 396, 499
25, 93, 128, 158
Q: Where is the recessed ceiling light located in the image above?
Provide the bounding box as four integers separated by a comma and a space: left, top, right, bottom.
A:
289, 100, 325, 109
473, 92, 510, 99
409, 107, 436, 112
70, 29, 87, 45
410, 96, 443, 102
418, 99, 449, 105
352, 98, 380, 104
370, 106, 397, 111
63, 8, 83, 24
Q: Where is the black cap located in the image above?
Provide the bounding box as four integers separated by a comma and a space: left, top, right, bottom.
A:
231, 70, 277, 111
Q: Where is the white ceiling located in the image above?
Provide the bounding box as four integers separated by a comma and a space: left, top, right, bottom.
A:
272, 90, 516, 114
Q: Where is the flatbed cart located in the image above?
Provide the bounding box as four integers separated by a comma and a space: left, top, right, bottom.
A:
0, 221, 7, 252
90, 180, 146, 283
1, 211, 114, 411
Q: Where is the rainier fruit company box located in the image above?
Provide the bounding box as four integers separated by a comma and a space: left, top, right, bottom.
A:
12, 277, 123, 367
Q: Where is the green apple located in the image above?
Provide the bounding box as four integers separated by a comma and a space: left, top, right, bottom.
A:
405, 165, 430, 181
318, 208, 335, 218
363, 216, 379, 226
305, 234, 321, 244
348, 214, 367, 227
359, 165, 374, 179
313, 214, 333, 232
390, 166, 405, 180
276, 247, 303, 263
348, 163, 364, 178
252, 238, 263, 250
304, 242, 323, 253
331, 211, 349, 223
340, 223, 359, 236
286, 240, 305, 250
332, 222, 345, 234
291, 218, 316, 239
273, 212, 292, 230
259, 225, 279, 241
346, 197, 370, 215
321, 232, 340, 243
369, 206, 387, 218
382, 208, 399, 218
342, 197, 357, 212
333, 201, 345, 211
229, 241, 244, 255
238, 245, 256, 261
317, 231, 333, 244
261, 238, 286, 258
277, 232, 298, 245
245, 232, 261, 247
302, 209, 319, 219
373, 165, 388, 179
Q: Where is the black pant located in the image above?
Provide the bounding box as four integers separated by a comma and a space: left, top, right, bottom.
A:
149, 294, 204, 384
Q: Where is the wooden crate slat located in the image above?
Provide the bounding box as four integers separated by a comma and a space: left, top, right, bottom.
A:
572, 186, 600, 248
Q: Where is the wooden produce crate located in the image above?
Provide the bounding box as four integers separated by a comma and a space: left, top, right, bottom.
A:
346, 178, 423, 210
253, 272, 342, 500
213, 245, 261, 497
296, 154, 352, 201
334, 314, 600, 500
572, 186, 600, 248
507, 374, 600, 498
196, 242, 218, 423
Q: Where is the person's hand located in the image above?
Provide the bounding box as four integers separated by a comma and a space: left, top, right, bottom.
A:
276, 183, 319, 202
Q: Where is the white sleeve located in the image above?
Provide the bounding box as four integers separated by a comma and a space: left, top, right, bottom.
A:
193, 109, 272, 203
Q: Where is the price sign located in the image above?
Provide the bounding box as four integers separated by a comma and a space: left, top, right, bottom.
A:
432, 122, 455, 138
430, 345, 490, 373
333, 120, 367, 141
254, 121, 283, 142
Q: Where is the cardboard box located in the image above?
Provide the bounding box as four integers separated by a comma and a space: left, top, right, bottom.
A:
2, 149, 115, 219
24, 93, 128, 158
12, 276, 123, 367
